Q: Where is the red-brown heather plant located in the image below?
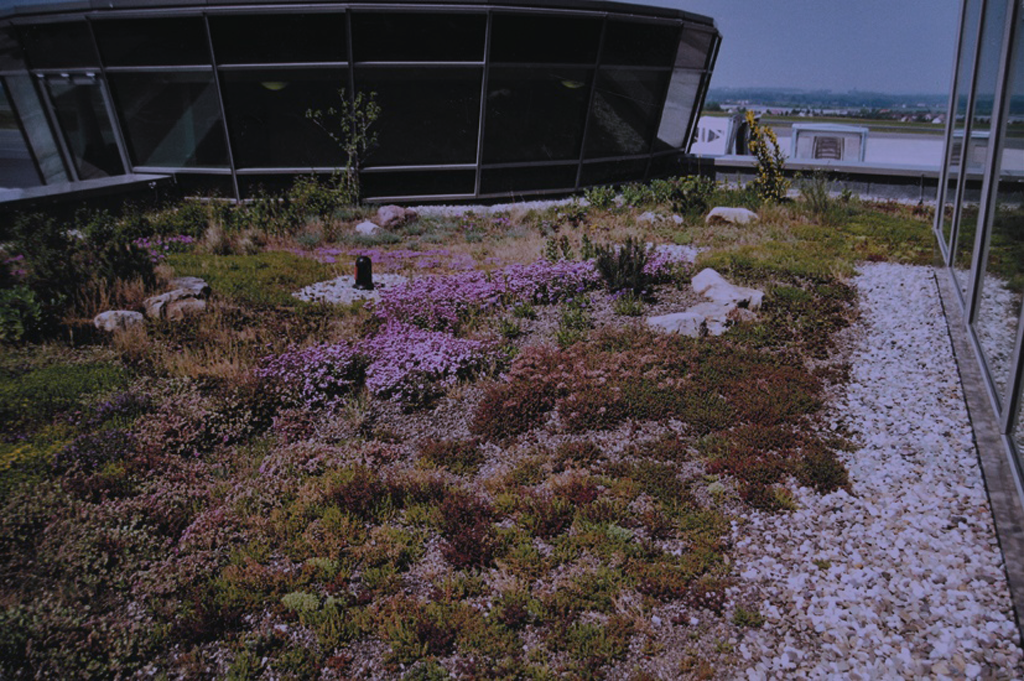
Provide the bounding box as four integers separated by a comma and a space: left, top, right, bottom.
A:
439, 489, 497, 568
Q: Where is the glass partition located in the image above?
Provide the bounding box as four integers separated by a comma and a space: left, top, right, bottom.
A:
108, 71, 227, 168
490, 14, 601, 64
601, 20, 679, 67
351, 13, 485, 62
356, 67, 481, 166
44, 76, 123, 179
18, 22, 98, 69
3, 75, 67, 184
93, 18, 209, 67
952, 0, 1009, 298
583, 68, 670, 158
0, 81, 41, 187
210, 13, 347, 64
655, 68, 701, 149
940, 0, 983, 252
220, 68, 345, 168
483, 67, 592, 163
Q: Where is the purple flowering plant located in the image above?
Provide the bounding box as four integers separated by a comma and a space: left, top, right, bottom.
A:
133, 235, 195, 263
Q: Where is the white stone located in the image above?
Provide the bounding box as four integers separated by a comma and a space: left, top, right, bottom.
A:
376, 205, 417, 228
692, 267, 764, 310
168, 276, 210, 298
647, 311, 705, 337
93, 310, 144, 332
355, 221, 381, 235
706, 206, 759, 225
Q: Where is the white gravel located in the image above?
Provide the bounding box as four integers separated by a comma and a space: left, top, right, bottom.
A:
291, 273, 409, 305
731, 262, 1023, 680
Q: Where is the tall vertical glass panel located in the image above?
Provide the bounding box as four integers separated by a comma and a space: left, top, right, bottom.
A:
940, 0, 983, 252
108, 72, 227, 168
655, 28, 713, 150
44, 76, 123, 179
2, 76, 67, 184
953, 0, 1009, 297
0, 81, 41, 187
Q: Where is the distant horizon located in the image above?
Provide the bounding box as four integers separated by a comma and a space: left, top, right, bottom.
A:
642, 0, 959, 96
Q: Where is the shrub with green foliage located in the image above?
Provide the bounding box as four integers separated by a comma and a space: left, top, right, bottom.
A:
594, 236, 651, 297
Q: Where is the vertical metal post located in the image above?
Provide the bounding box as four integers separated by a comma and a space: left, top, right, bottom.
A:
204, 13, 240, 200
574, 14, 606, 191
473, 11, 492, 199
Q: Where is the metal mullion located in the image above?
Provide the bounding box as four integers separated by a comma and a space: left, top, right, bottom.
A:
135, 166, 232, 175
582, 152, 653, 165
482, 160, 579, 170
35, 74, 79, 182
1, 76, 45, 184
935, 0, 973, 256
104, 65, 214, 74
217, 62, 348, 71
355, 61, 484, 68
362, 164, 476, 172
474, 10, 491, 198
488, 61, 604, 70
967, 0, 1018, 334
203, 13, 239, 200
948, 0, 988, 311
575, 14, 606, 191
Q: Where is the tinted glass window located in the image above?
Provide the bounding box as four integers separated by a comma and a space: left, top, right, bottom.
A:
490, 14, 600, 64
602, 21, 679, 67
655, 69, 702, 150
4, 75, 68, 183
19, 22, 97, 69
352, 14, 485, 62
174, 173, 235, 198
94, 18, 209, 66
584, 68, 670, 159
108, 72, 227, 168
362, 169, 476, 198
221, 69, 346, 168
356, 67, 481, 166
675, 28, 714, 69
210, 14, 347, 64
0, 28, 24, 71
481, 164, 577, 195
484, 67, 591, 163
45, 76, 122, 178
0, 80, 41, 187
580, 158, 648, 187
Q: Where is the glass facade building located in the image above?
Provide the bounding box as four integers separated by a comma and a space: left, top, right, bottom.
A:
936, 0, 1024, 491
0, 0, 719, 201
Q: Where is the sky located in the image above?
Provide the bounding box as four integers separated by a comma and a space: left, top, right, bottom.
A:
647, 0, 961, 94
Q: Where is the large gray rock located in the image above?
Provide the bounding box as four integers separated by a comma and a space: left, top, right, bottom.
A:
93, 310, 145, 332
692, 268, 764, 310
355, 221, 381, 236
376, 205, 417, 228
144, 281, 210, 321
706, 206, 759, 225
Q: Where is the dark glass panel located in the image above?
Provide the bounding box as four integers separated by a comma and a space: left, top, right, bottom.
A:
676, 28, 714, 69
953, 0, 1009, 298
580, 158, 647, 187
980, 7, 1024, 412
490, 14, 600, 64
108, 72, 227, 168
45, 77, 122, 179
355, 67, 480, 166
602, 20, 679, 67
480, 164, 577, 194
940, 0, 983, 251
484, 67, 591, 163
655, 69, 701, 150
0, 28, 24, 70
210, 14, 347, 64
0, 80, 41, 187
238, 173, 303, 199
175, 173, 235, 198
362, 169, 475, 198
4, 75, 67, 183
220, 69, 345, 168
584, 68, 669, 159
352, 13, 485, 62
649, 152, 698, 178
19, 22, 97, 69
94, 18, 209, 66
